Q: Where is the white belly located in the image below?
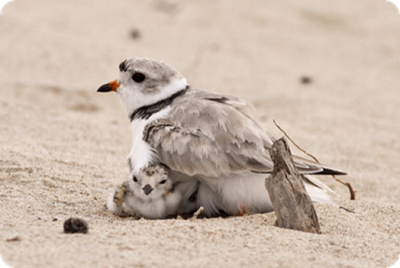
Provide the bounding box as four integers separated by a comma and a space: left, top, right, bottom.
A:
128, 107, 171, 173
198, 173, 274, 216
197, 173, 333, 217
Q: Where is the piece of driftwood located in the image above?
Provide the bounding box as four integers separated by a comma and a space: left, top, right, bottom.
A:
265, 138, 321, 234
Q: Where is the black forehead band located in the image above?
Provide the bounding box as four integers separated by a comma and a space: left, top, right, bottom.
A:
119, 60, 128, 72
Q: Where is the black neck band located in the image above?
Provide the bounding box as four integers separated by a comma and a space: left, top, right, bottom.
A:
129, 87, 188, 121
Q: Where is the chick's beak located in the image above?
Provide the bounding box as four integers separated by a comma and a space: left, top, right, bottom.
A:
97, 79, 120, 92
142, 184, 153, 196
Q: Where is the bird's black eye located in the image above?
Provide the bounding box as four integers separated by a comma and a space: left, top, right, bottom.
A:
133, 176, 138, 182
132, 72, 145, 83
159, 179, 167, 185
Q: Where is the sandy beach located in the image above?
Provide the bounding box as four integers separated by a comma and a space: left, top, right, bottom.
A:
0, 0, 400, 267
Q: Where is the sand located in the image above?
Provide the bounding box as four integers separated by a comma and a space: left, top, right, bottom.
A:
0, 0, 400, 267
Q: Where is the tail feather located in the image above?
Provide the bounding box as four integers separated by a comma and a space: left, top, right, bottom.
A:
292, 155, 347, 176
304, 181, 338, 207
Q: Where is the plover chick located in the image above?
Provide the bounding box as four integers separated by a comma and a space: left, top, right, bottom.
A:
107, 164, 181, 219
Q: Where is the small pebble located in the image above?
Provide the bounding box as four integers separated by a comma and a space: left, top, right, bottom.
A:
6, 236, 21, 242
300, 76, 313, 84
63, 217, 88, 234
130, 28, 141, 40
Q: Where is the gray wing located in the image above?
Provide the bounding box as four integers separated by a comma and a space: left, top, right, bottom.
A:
144, 88, 346, 177
144, 88, 275, 177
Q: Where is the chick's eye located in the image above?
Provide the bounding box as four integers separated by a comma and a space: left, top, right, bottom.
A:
132, 72, 145, 83
133, 176, 138, 182
159, 179, 167, 185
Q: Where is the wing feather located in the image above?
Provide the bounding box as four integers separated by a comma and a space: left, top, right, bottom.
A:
144, 88, 274, 177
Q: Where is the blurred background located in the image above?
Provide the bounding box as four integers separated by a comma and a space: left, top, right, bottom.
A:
1, 1, 400, 267
0, 0, 399, 203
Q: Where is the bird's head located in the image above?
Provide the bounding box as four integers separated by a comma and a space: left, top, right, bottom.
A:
129, 164, 173, 202
97, 57, 188, 118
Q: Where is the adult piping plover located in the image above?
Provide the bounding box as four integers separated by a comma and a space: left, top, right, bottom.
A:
107, 164, 182, 219
98, 57, 346, 217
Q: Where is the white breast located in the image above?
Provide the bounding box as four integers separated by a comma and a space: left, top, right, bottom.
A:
128, 107, 171, 174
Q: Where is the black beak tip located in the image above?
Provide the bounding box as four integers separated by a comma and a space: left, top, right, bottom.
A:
143, 184, 153, 196
97, 83, 112, 93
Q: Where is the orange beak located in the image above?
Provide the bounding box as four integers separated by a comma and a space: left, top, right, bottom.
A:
97, 79, 120, 92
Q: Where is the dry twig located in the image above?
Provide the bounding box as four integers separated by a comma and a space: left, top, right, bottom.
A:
191, 206, 204, 220
273, 120, 356, 200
